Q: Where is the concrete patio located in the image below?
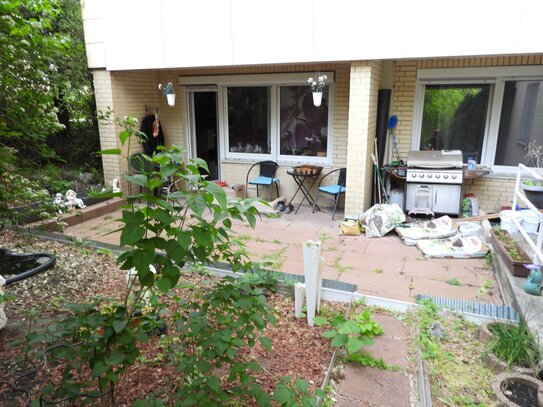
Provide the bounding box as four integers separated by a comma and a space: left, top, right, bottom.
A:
63, 201, 501, 306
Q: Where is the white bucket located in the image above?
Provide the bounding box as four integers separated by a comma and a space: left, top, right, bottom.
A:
521, 210, 540, 234
389, 189, 405, 211
500, 210, 523, 234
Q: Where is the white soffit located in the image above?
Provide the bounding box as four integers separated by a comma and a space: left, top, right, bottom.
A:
102, 0, 165, 70
231, 0, 313, 65
162, 0, 233, 68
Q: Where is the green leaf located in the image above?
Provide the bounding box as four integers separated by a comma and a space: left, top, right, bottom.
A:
97, 148, 121, 155
112, 319, 128, 334
295, 378, 310, 393
338, 320, 360, 335
322, 330, 337, 339
177, 230, 192, 250
331, 333, 349, 347
109, 349, 125, 365
313, 316, 329, 326
237, 297, 253, 310
207, 375, 220, 393
122, 210, 145, 224
273, 387, 293, 404
259, 336, 273, 352
133, 250, 155, 275
205, 181, 227, 207
346, 336, 374, 354
156, 277, 171, 293
120, 225, 145, 246
180, 396, 197, 406
91, 360, 109, 377
119, 130, 130, 145
126, 174, 147, 187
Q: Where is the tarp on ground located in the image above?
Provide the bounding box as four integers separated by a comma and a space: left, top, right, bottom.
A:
358, 204, 406, 238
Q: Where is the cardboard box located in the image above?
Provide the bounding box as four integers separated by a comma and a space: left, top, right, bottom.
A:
223, 184, 245, 199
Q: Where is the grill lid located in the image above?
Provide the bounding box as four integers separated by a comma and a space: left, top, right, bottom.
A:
407, 150, 463, 169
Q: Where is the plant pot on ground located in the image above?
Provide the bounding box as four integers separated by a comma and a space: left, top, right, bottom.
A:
492, 373, 543, 407
490, 227, 531, 277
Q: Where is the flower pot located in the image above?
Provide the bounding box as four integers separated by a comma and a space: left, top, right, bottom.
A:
166, 93, 176, 107
490, 229, 531, 277
492, 373, 543, 407
312, 92, 322, 107
521, 182, 543, 209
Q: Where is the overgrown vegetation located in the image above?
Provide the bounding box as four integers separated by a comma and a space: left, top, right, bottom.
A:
409, 300, 497, 406
0, 0, 101, 227
488, 320, 541, 369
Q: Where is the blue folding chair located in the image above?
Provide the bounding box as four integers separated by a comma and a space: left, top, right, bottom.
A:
312, 168, 346, 220
245, 161, 280, 201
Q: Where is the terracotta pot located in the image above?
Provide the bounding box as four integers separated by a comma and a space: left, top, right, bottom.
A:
492, 373, 543, 406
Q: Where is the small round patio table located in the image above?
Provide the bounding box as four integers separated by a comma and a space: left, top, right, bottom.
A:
287, 170, 321, 214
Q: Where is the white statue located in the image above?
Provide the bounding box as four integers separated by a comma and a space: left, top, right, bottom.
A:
64, 189, 86, 210
111, 178, 121, 193
52, 193, 65, 213
0, 275, 7, 330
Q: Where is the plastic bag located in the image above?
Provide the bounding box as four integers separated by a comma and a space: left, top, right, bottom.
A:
340, 218, 362, 236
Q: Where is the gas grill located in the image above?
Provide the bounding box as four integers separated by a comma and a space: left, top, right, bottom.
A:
405, 150, 463, 216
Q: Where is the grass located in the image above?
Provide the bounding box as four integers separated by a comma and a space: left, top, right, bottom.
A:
488, 321, 541, 368
445, 278, 461, 286
332, 255, 353, 280
371, 268, 383, 274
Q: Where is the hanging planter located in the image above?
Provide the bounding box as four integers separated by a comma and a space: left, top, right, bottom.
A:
158, 81, 175, 107
312, 92, 322, 107
307, 73, 327, 107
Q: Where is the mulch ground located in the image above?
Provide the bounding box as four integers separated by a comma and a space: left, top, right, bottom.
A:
0, 230, 337, 406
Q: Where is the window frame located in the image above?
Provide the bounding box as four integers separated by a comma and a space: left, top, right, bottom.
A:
180, 72, 334, 166
411, 66, 543, 173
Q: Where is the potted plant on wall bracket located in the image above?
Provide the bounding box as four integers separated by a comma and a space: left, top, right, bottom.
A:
158, 81, 175, 107
307, 73, 327, 107
521, 140, 543, 208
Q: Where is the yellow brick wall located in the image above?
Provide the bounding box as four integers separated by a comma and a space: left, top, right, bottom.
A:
93, 63, 352, 207
345, 61, 382, 215
390, 55, 543, 213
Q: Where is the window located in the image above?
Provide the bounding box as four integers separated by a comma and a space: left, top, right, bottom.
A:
412, 67, 543, 171
419, 85, 490, 162
180, 73, 333, 164
279, 86, 329, 158
227, 87, 271, 154
495, 80, 543, 166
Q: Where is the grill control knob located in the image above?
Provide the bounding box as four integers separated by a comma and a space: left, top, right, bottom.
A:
419, 174, 424, 178
452, 175, 457, 179
444, 175, 449, 179
411, 173, 416, 178
428, 174, 432, 178
436, 174, 440, 179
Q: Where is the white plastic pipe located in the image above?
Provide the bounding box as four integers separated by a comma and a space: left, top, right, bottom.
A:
303, 240, 323, 326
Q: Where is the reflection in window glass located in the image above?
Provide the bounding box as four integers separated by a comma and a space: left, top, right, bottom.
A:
495, 80, 543, 166
279, 86, 328, 157
227, 87, 270, 154
419, 84, 490, 162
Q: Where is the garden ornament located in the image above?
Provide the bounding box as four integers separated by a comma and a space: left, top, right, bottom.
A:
64, 189, 86, 210
126, 265, 156, 310
52, 193, 65, 213
524, 264, 542, 296
111, 178, 121, 193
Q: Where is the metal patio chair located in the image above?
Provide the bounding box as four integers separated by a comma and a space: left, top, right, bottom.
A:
312, 168, 346, 220
245, 160, 280, 201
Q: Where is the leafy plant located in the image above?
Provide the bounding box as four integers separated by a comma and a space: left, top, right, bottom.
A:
488, 320, 541, 368
445, 278, 461, 286
158, 81, 174, 95
273, 376, 328, 407
314, 307, 387, 366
